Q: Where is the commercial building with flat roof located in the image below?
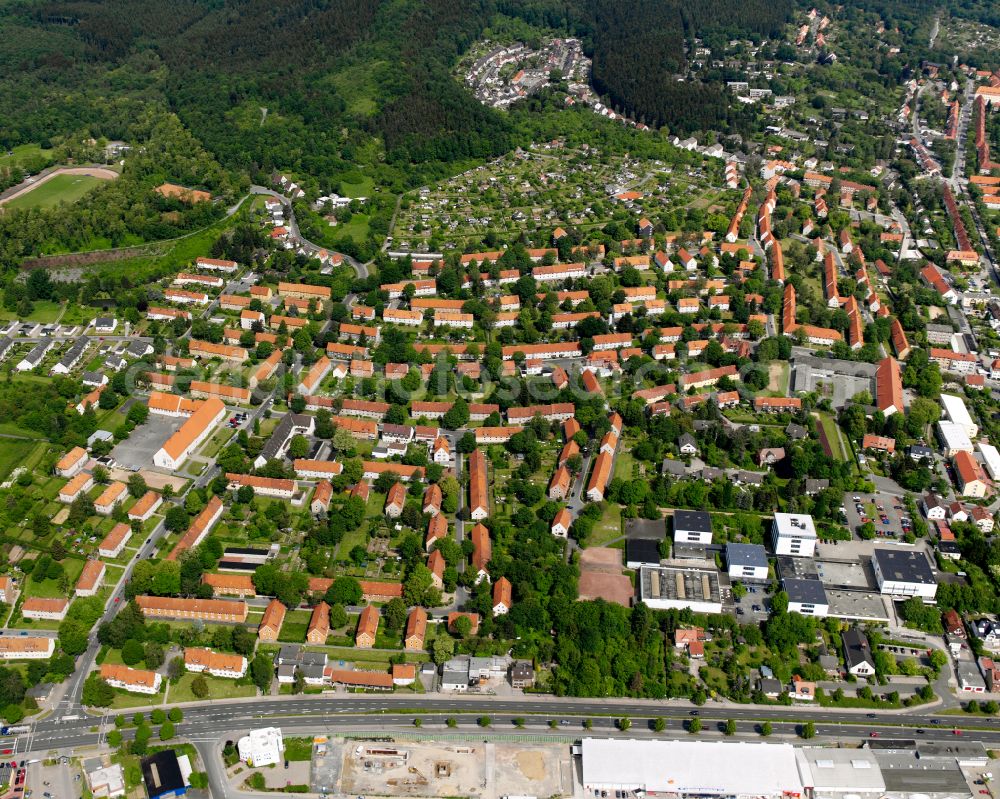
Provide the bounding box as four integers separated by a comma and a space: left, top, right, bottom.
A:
580, 739, 804, 798
872, 548, 937, 600
141, 750, 189, 799
727, 543, 769, 582
937, 421, 974, 456
772, 513, 817, 557
639, 565, 722, 613
795, 747, 885, 799
783, 578, 829, 616
673, 509, 713, 544
941, 393, 978, 438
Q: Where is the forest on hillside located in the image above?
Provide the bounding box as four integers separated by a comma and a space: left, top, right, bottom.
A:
0, 0, 790, 179
0, 0, 995, 196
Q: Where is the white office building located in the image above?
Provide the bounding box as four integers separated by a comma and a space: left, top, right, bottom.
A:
726, 543, 769, 582
238, 727, 284, 768
783, 578, 829, 617
673, 509, 713, 544
771, 513, 817, 557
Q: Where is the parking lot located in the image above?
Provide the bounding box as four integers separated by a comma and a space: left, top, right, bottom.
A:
841, 491, 912, 540
731, 582, 771, 623
110, 413, 185, 470
26, 758, 76, 799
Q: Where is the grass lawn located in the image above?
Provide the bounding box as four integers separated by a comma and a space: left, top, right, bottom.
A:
0, 439, 41, 481
337, 522, 369, 559
814, 411, 848, 461
283, 737, 315, 762
586, 503, 623, 547
340, 174, 375, 198
279, 623, 309, 643
0, 144, 50, 169
5, 173, 107, 211
613, 450, 636, 481
201, 428, 235, 459
0, 300, 64, 323
169, 673, 257, 703
26, 558, 84, 597
316, 645, 429, 664
0, 421, 46, 440
61, 304, 99, 326
334, 213, 370, 243
110, 688, 165, 709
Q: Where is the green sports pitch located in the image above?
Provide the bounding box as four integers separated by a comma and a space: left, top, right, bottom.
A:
4, 172, 107, 211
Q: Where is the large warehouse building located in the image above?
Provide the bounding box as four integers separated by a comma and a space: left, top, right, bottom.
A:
579, 739, 978, 799
580, 739, 804, 798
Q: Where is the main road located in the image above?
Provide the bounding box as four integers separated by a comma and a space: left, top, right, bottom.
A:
24, 692, 1000, 753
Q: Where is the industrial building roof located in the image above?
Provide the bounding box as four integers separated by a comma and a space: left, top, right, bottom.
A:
872, 548, 935, 586
795, 747, 885, 793
580, 739, 804, 795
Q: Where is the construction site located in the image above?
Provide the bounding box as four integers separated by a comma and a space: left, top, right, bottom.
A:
338, 739, 571, 798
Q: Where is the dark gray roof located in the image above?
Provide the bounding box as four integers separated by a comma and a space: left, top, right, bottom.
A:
726, 543, 768, 569
873, 750, 970, 793
805, 478, 829, 493
673, 509, 712, 535
275, 644, 301, 664
783, 578, 828, 605
785, 423, 807, 439
22, 339, 51, 365
736, 470, 764, 485
301, 651, 327, 667
625, 518, 666, 540
141, 751, 185, 799
126, 339, 151, 358
58, 336, 89, 368
626, 538, 661, 566
661, 459, 687, 477
511, 660, 534, 677
259, 412, 313, 462
842, 628, 874, 671
873, 548, 935, 585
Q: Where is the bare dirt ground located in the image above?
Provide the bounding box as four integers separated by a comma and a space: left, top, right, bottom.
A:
767, 361, 786, 392
106, 466, 186, 492
339, 741, 570, 799
496, 743, 567, 797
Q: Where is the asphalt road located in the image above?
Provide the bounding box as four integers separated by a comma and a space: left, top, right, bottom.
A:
25, 693, 1000, 754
